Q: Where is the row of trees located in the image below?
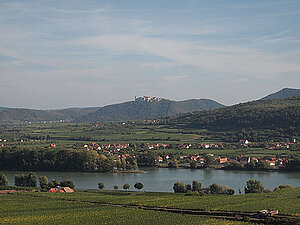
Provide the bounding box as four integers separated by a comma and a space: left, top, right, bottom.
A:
0, 172, 75, 189
0, 147, 114, 172
173, 181, 234, 195
98, 182, 143, 191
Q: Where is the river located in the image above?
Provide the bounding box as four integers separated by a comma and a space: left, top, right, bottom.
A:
3, 168, 300, 193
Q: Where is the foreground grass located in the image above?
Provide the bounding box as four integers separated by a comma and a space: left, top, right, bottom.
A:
29, 187, 300, 215
0, 194, 252, 225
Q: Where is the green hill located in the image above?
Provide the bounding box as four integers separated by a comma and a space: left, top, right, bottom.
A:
168, 96, 300, 132
76, 98, 224, 122
261, 88, 300, 100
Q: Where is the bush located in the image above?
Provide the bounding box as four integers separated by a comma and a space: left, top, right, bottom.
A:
48, 179, 59, 188
0, 172, 8, 186
134, 182, 143, 191
192, 180, 201, 192
123, 183, 130, 191
173, 182, 186, 193
60, 180, 75, 189
278, 184, 293, 189
14, 173, 37, 187
185, 184, 192, 191
186, 190, 199, 196
244, 179, 264, 194
208, 183, 223, 194
113, 185, 119, 190
98, 182, 105, 190
39, 176, 48, 189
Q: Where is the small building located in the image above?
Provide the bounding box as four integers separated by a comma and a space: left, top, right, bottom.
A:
47, 186, 74, 193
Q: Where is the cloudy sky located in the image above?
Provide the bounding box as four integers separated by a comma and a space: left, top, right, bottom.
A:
0, 0, 299, 109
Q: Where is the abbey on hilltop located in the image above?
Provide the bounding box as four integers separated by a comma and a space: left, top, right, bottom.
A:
134, 96, 165, 102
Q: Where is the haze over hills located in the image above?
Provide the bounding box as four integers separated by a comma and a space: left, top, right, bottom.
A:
261, 88, 300, 100
0, 96, 224, 123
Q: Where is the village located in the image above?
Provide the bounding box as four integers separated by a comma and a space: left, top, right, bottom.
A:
75, 139, 297, 170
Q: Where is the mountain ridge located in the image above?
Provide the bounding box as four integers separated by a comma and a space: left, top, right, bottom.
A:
0, 97, 224, 123
261, 88, 300, 100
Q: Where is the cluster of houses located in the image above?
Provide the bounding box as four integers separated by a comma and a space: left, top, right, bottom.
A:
269, 143, 291, 150
24, 120, 69, 124
0, 138, 7, 147
156, 154, 288, 168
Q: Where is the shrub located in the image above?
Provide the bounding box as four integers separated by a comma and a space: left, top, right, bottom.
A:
98, 182, 105, 190
48, 179, 59, 188
173, 182, 186, 193
0, 172, 8, 186
185, 184, 192, 191
134, 182, 143, 191
113, 185, 119, 190
192, 180, 201, 191
244, 179, 264, 194
123, 183, 130, 191
39, 176, 48, 189
60, 180, 75, 189
278, 184, 293, 189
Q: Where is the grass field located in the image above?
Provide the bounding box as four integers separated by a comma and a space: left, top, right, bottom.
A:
0, 193, 253, 225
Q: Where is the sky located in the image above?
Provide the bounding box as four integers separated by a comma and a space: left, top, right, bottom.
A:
0, 0, 300, 109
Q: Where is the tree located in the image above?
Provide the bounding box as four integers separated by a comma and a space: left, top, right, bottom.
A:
134, 182, 143, 191
190, 161, 197, 169
244, 179, 264, 194
203, 155, 213, 168
185, 184, 192, 191
27, 172, 37, 187
123, 183, 130, 191
192, 180, 201, 192
48, 179, 59, 188
208, 183, 223, 194
121, 158, 127, 170
60, 180, 75, 189
15, 174, 25, 186
0, 172, 8, 186
173, 182, 186, 193
39, 176, 49, 189
168, 160, 178, 168
113, 185, 119, 190
98, 182, 105, 190
137, 152, 156, 167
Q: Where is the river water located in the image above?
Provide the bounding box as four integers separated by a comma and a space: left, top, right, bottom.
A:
3, 168, 300, 193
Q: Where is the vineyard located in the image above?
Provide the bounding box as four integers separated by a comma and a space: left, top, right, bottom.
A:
0, 193, 253, 225
28, 187, 300, 215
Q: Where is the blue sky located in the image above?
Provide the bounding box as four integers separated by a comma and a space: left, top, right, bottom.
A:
0, 0, 299, 109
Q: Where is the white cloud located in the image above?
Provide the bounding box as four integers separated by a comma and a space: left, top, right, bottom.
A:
72, 34, 300, 78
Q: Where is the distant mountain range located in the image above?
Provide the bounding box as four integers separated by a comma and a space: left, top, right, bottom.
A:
0, 88, 299, 124
0, 97, 223, 123
261, 88, 300, 100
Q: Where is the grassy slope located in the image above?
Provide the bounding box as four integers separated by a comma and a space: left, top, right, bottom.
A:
0, 193, 251, 225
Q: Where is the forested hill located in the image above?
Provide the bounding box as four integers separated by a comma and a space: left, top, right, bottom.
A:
0, 98, 223, 123
261, 88, 300, 100
167, 96, 300, 132
76, 98, 224, 122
